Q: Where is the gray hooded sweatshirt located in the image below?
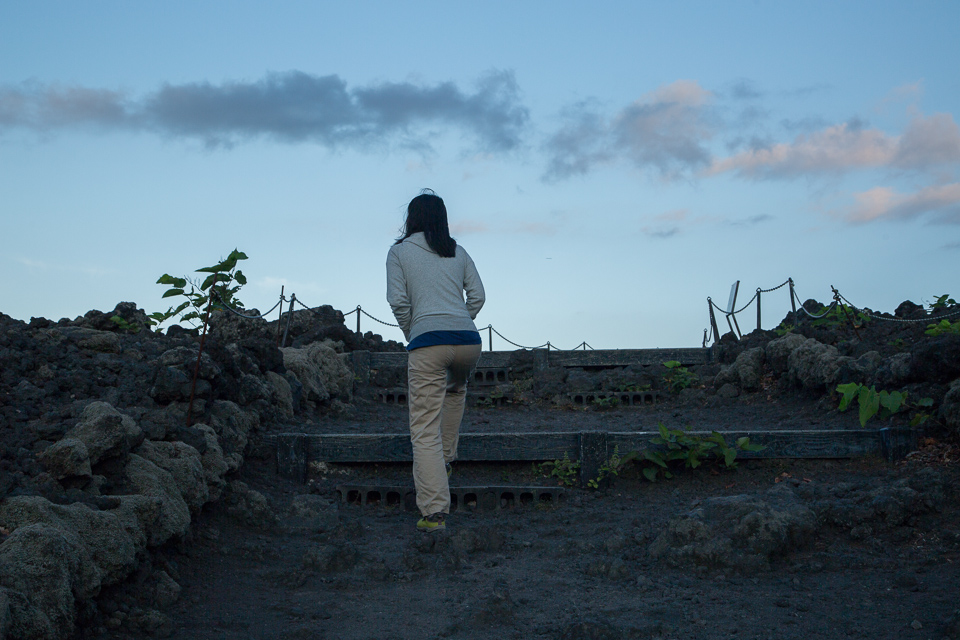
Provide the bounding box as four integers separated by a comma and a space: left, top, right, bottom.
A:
386, 232, 485, 342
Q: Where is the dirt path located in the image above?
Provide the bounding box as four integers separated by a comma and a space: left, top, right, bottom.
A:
100, 443, 959, 640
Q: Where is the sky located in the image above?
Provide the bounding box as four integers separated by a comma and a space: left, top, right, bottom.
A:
2, 1, 958, 349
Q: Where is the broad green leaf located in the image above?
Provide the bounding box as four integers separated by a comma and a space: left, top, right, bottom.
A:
858, 386, 880, 427
643, 450, 667, 467
162, 288, 184, 298
917, 397, 934, 407
836, 383, 860, 412
663, 360, 681, 369
643, 467, 658, 482
234, 270, 247, 285
724, 449, 737, 466
200, 273, 226, 290
910, 413, 929, 427
879, 390, 904, 415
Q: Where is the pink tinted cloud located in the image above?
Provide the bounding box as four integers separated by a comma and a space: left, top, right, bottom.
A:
707, 112, 960, 179
450, 220, 489, 234
844, 183, 960, 223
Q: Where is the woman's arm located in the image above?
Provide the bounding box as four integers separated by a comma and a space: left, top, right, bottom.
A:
386, 248, 412, 341
463, 253, 485, 320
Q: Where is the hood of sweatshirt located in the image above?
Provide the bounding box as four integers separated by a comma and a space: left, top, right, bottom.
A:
404, 232, 438, 254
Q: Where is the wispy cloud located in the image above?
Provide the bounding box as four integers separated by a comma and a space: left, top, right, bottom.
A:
641, 208, 773, 238
11, 256, 116, 277
841, 183, 960, 224
707, 112, 960, 179
641, 208, 693, 238
0, 70, 529, 153
543, 80, 715, 181
450, 220, 490, 235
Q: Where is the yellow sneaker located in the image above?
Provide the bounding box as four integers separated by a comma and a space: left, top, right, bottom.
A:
416, 513, 446, 533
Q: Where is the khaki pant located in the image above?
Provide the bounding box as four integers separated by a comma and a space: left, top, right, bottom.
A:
407, 343, 482, 516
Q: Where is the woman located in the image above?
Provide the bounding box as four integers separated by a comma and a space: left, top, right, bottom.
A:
386, 190, 485, 532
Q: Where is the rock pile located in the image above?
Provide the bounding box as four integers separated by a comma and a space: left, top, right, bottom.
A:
0, 302, 370, 639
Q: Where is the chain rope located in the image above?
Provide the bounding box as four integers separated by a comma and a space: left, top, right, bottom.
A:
758, 279, 790, 294
212, 292, 283, 319
207, 276, 957, 352
835, 292, 960, 323
489, 325, 548, 350
359, 307, 400, 328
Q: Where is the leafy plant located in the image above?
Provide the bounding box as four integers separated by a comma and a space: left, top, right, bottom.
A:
810, 304, 869, 329
109, 315, 142, 334
591, 396, 621, 410
774, 322, 795, 336
615, 383, 651, 392
836, 382, 934, 427
150, 249, 249, 330
888, 337, 905, 350
662, 360, 698, 393
927, 294, 957, 311
587, 445, 637, 489
925, 319, 960, 337
640, 423, 765, 482
536, 452, 580, 487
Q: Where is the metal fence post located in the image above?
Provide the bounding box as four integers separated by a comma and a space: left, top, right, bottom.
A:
281, 294, 296, 348
488, 325, 493, 352
356, 305, 361, 337
707, 298, 720, 345
756, 288, 762, 331
275, 286, 285, 346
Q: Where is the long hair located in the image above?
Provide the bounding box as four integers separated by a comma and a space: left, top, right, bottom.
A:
395, 189, 457, 258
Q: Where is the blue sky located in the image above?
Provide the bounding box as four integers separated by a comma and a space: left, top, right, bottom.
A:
2, 1, 958, 348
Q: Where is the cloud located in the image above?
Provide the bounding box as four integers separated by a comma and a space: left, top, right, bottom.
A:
540, 100, 611, 180
728, 79, 762, 101
842, 183, 960, 224
641, 208, 772, 237
512, 221, 559, 236
450, 220, 489, 235
543, 80, 715, 181
707, 112, 960, 179
11, 256, 115, 277
0, 70, 529, 152
726, 214, 773, 227
641, 208, 692, 238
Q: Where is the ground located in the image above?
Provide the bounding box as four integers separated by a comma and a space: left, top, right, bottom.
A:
91, 401, 960, 640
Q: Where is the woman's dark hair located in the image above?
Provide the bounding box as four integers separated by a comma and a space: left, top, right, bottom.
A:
395, 189, 457, 257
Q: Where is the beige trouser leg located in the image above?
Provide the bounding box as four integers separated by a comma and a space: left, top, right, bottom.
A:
407, 343, 482, 516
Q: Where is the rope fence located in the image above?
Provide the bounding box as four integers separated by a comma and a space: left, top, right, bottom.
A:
704, 277, 960, 346
205, 290, 594, 352
194, 280, 960, 352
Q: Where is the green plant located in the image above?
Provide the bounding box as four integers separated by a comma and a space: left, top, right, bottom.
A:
773, 322, 795, 336
536, 452, 580, 487
927, 294, 957, 311
888, 337, 905, 350
587, 445, 638, 489
810, 304, 869, 329
615, 383, 651, 393
925, 318, 960, 337
149, 249, 249, 330
640, 423, 765, 482
591, 396, 621, 410
109, 315, 142, 334
662, 361, 698, 393
836, 382, 934, 427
